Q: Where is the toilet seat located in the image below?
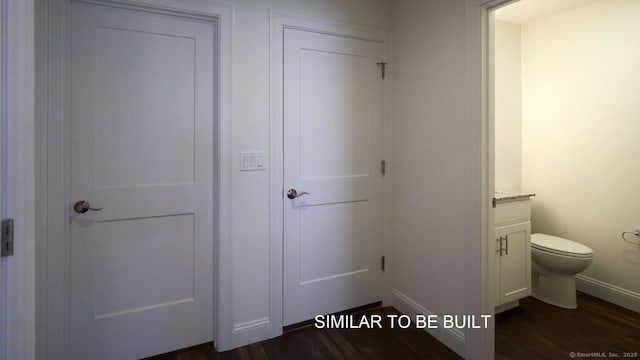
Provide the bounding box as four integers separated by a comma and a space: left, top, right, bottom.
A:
531, 233, 593, 258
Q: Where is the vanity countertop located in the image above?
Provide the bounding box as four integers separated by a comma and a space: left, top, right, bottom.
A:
494, 191, 536, 205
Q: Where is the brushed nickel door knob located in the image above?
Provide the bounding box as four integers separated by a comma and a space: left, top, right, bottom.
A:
287, 188, 309, 200
73, 200, 103, 214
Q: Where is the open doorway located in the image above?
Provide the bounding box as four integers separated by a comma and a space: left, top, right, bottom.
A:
487, 0, 640, 357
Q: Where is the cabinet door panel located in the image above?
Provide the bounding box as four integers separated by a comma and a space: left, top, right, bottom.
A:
496, 221, 531, 305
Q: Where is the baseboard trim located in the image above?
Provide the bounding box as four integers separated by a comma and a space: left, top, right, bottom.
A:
495, 300, 519, 314
391, 289, 465, 357
576, 275, 640, 313
233, 317, 271, 348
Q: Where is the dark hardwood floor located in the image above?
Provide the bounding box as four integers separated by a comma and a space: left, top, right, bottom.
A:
146, 307, 461, 360
148, 292, 640, 360
496, 292, 640, 360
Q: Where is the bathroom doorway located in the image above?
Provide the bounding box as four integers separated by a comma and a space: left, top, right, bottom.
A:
488, 0, 640, 356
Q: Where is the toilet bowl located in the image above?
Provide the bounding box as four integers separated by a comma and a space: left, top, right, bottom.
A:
531, 233, 593, 309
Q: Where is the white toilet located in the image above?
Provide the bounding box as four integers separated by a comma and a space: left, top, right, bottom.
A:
531, 233, 593, 309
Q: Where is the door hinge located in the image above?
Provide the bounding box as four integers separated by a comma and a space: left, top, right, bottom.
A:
381, 160, 386, 176
492, 197, 497, 208
381, 255, 386, 271
1, 219, 14, 257
376, 62, 387, 79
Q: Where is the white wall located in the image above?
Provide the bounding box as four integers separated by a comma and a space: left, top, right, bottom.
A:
23, 0, 492, 357
391, 0, 471, 354
494, 20, 522, 192
521, 0, 640, 310
228, 0, 391, 346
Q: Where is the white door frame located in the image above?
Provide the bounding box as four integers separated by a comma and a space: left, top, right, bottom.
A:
470, 0, 521, 359
268, 12, 393, 341
35, 0, 235, 357
0, 0, 5, 357
3, 0, 36, 359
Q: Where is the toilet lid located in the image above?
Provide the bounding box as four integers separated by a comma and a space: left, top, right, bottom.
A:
531, 233, 593, 256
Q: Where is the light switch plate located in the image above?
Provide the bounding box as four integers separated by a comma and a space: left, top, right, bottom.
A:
240, 152, 267, 171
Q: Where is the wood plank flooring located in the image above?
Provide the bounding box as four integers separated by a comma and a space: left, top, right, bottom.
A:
496, 292, 640, 360
148, 292, 640, 359
146, 307, 461, 360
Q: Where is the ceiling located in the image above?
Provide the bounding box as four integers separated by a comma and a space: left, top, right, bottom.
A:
494, 0, 599, 24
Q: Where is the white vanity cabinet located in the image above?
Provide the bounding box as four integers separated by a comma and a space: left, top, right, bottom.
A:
494, 197, 532, 309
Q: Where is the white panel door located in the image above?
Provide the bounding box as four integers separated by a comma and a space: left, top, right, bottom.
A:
70, 3, 215, 359
283, 28, 384, 326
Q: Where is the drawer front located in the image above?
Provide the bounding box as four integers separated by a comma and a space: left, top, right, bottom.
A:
495, 199, 531, 225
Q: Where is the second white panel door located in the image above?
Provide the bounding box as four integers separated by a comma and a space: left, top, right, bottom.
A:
283, 28, 384, 326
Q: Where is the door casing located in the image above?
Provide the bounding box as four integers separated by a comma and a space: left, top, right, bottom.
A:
475, 0, 524, 359
3, 0, 37, 359
35, 0, 234, 357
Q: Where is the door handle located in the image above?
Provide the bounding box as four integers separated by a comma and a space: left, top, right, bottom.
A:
504, 235, 509, 255
286, 188, 309, 200
496, 236, 505, 256
73, 200, 103, 214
